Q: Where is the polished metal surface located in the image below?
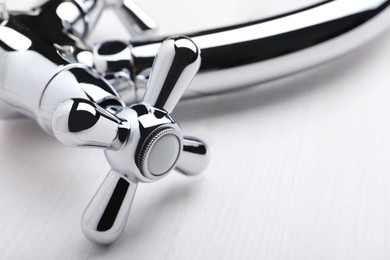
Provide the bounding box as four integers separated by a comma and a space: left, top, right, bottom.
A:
0, 0, 390, 246
128, 0, 390, 97
103, 37, 201, 181
82, 36, 208, 244
92, 40, 136, 102
1, 0, 389, 108
54, 0, 105, 38
52, 98, 129, 149
142, 37, 201, 113
82, 169, 138, 244
0, 0, 113, 128
176, 137, 210, 176
0, 1, 209, 244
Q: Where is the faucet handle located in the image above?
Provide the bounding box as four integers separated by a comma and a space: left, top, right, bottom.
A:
176, 136, 209, 176
52, 98, 130, 150
79, 36, 207, 244
51, 36, 207, 244
142, 36, 201, 113
82, 169, 138, 244
81, 136, 210, 245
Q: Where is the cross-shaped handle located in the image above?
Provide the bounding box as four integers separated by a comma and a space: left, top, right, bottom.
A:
52, 36, 209, 244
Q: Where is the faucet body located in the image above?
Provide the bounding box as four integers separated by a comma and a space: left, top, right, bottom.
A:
0, 0, 123, 133
0, 0, 208, 244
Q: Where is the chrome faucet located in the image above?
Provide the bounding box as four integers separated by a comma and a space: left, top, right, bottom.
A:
0, 0, 208, 244
1, 0, 390, 245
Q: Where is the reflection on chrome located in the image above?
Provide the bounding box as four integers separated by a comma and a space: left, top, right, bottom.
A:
0, 0, 389, 244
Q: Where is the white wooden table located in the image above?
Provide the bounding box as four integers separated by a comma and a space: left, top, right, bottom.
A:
1, 1, 390, 259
